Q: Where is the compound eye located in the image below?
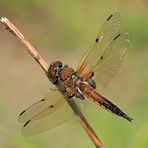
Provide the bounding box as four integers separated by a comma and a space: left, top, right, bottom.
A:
59, 63, 62, 68
49, 65, 54, 72
49, 62, 56, 73
55, 61, 63, 68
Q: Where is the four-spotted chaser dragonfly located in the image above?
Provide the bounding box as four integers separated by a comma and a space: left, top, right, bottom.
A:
19, 12, 132, 136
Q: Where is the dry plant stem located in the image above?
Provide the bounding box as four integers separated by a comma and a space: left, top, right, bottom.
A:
0, 17, 48, 73
0, 17, 103, 148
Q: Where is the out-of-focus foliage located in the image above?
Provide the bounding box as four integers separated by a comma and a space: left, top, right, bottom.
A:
0, 0, 148, 148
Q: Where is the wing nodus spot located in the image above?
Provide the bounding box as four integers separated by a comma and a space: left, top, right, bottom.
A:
96, 38, 98, 43
50, 105, 54, 108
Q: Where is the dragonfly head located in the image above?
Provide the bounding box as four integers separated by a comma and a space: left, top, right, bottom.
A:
47, 61, 63, 84
49, 61, 63, 76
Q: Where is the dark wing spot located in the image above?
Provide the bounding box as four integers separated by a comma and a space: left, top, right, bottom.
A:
49, 105, 54, 108
100, 56, 103, 60
107, 14, 113, 21
19, 110, 26, 116
95, 38, 98, 43
24, 120, 31, 127
41, 99, 45, 101
114, 34, 121, 40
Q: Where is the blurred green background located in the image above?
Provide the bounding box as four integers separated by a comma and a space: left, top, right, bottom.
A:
0, 0, 148, 148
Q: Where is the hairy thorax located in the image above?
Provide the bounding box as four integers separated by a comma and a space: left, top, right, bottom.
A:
48, 61, 96, 100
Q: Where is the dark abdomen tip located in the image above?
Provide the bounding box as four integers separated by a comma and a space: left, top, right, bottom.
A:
102, 98, 133, 122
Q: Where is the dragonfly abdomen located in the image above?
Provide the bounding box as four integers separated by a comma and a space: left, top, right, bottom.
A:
80, 83, 133, 122
101, 97, 133, 122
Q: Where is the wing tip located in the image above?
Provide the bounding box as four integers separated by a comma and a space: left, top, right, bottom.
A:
113, 32, 130, 42
107, 14, 113, 21
113, 12, 123, 17
107, 12, 122, 21
19, 110, 26, 116
106, 12, 123, 22
23, 120, 31, 127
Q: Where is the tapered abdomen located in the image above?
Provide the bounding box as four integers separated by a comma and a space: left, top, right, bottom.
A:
80, 83, 133, 122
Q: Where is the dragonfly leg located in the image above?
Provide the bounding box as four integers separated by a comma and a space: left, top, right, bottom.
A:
86, 78, 96, 89
75, 90, 85, 100
49, 88, 58, 91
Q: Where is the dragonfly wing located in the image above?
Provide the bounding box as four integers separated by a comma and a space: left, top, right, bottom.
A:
77, 12, 122, 75
21, 96, 82, 136
93, 33, 129, 90
18, 90, 65, 123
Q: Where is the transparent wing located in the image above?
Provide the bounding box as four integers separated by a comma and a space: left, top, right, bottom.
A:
21, 96, 83, 136
18, 90, 66, 123
19, 88, 85, 136
90, 33, 129, 90
77, 12, 122, 75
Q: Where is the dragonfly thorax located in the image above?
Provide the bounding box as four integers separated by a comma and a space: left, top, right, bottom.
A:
48, 61, 96, 100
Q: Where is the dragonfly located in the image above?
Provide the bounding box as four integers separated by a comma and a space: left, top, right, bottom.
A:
18, 12, 133, 136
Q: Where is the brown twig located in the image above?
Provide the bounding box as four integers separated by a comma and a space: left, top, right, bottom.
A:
0, 17, 103, 148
